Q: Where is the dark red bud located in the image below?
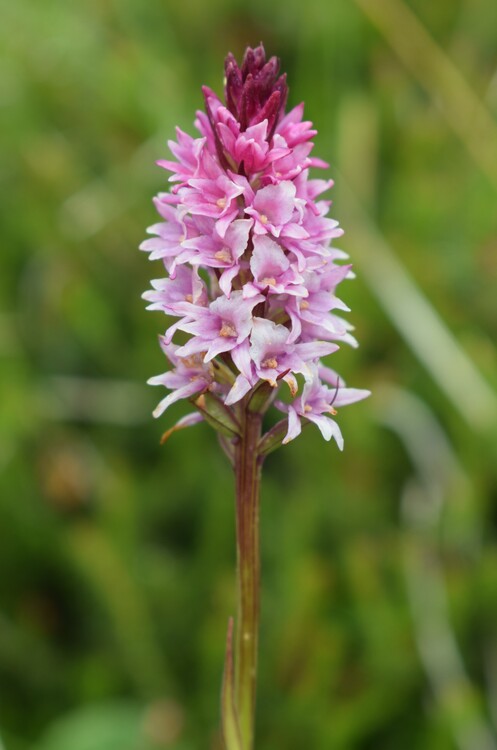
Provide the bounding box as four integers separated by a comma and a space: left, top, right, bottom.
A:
224, 53, 243, 116
256, 90, 281, 140
202, 86, 231, 170
241, 44, 266, 78
223, 44, 289, 136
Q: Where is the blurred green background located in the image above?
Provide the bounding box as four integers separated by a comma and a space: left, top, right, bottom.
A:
1, 0, 497, 748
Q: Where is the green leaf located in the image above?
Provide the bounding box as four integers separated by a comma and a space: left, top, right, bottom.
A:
34, 702, 145, 750
247, 380, 276, 414
257, 419, 290, 457
33, 701, 193, 750
192, 392, 241, 438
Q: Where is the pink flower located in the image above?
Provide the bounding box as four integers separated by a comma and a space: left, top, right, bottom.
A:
249, 317, 338, 391
243, 235, 306, 298
276, 368, 370, 448
148, 339, 214, 418
245, 181, 307, 239
175, 291, 263, 362
142, 265, 208, 344
156, 128, 205, 185
142, 44, 369, 447
181, 218, 253, 297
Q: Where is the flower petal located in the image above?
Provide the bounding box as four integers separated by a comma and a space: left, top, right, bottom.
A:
282, 406, 302, 444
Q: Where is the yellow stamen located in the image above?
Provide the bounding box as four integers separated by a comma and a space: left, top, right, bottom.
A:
328, 407, 338, 416
219, 321, 237, 338
180, 354, 202, 368
300, 300, 309, 310
184, 294, 193, 303
216, 197, 227, 209
304, 404, 312, 413
284, 375, 298, 397
261, 277, 276, 287
259, 214, 268, 224
262, 357, 278, 369
214, 248, 232, 263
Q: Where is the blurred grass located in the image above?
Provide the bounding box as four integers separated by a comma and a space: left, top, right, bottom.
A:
1, 0, 497, 748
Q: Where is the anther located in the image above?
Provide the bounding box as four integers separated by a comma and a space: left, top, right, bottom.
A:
214, 248, 232, 263
219, 321, 237, 337
262, 356, 278, 369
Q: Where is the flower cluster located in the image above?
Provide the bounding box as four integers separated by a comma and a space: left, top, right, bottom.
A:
142, 45, 369, 448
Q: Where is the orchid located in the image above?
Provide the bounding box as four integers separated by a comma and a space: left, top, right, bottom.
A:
141, 44, 369, 750
141, 47, 368, 445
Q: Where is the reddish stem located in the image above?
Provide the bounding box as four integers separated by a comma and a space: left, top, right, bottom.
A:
233, 404, 263, 750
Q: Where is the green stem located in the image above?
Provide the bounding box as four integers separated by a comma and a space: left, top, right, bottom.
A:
233, 405, 263, 750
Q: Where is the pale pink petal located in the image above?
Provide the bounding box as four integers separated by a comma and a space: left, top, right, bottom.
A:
231, 340, 254, 381
250, 236, 289, 281
253, 181, 296, 226
215, 207, 239, 237
175, 412, 204, 429
282, 407, 302, 444
307, 413, 343, 448
205, 336, 236, 362
332, 388, 371, 407
225, 374, 253, 405
219, 265, 240, 297
152, 380, 204, 418
296, 341, 339, 360
225, 218, 253, 256
250, 318, 290, 366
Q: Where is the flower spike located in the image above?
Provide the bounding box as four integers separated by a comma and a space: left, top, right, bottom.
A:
142, 45, 369, 447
